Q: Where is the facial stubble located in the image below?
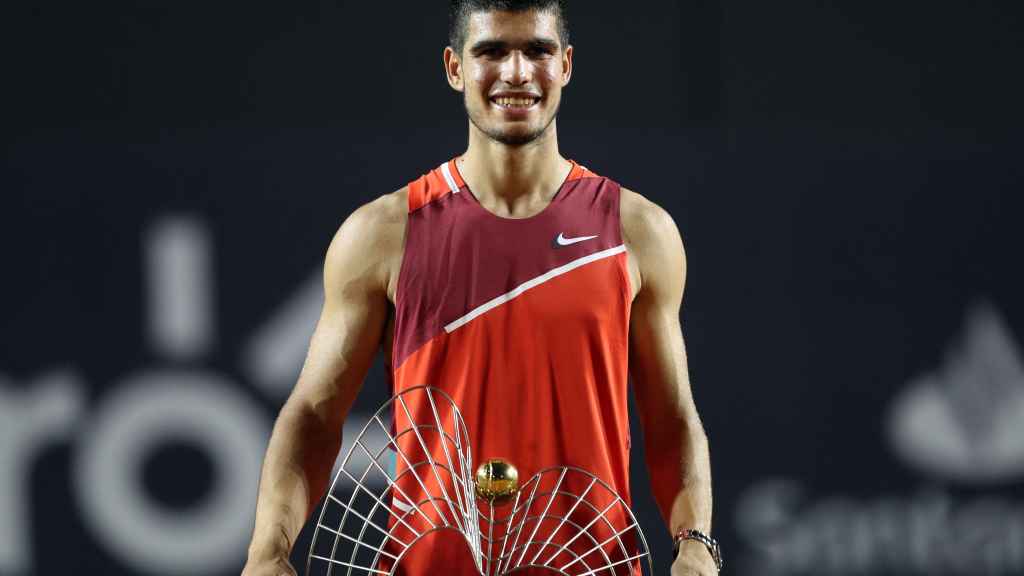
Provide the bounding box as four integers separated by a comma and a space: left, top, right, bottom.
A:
466, 96, 562, 147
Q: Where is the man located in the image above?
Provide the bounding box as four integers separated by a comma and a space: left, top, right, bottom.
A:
242, 1, 716, 574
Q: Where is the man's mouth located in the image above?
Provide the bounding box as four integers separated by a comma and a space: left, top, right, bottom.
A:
490, 95, 541, 110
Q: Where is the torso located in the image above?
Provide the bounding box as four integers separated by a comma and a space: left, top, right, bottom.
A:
374, 160, 646, 576
378, 185, 645, 359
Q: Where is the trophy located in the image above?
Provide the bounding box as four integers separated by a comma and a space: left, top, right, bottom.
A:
306, 386, 652, 575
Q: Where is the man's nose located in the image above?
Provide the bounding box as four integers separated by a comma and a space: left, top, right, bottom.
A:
500, 50, 530, 85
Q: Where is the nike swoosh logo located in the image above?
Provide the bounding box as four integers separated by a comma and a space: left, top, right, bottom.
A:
553, 232, 599, 247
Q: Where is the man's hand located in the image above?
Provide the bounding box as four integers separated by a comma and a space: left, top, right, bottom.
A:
671, 539, 719, 576
240, 554, 297, 576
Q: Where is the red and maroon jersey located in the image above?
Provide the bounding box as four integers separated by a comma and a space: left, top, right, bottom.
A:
383, 157, 637, 574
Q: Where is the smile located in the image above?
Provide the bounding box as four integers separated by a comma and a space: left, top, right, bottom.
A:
490, 96, 540, 110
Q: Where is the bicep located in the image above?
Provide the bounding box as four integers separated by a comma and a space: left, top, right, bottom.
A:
287, 203, 391, 430
627, 200, 694, 426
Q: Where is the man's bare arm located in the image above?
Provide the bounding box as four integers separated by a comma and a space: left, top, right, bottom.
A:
243, 194, 400, 573
623, 191, 714, 573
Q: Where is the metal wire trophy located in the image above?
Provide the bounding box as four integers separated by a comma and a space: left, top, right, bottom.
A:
307, 386, 653, 575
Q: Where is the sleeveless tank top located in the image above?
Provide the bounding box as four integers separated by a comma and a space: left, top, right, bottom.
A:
382, 157, 638, 575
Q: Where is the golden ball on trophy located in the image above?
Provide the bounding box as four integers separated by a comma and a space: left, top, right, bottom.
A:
475, 458, 519, 504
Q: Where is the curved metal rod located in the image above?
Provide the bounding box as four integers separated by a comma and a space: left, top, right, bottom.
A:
307, 386, 652, 576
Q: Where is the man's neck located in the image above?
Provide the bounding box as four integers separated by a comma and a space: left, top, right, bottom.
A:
458, 123, 571, 215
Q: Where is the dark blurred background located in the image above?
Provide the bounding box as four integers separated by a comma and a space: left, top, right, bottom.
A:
2, 1, 1023, 575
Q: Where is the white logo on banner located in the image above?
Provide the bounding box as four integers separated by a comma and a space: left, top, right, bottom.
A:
887, 301, 1024, 483
734, 300, 1024, 575
0, 215, 386, 575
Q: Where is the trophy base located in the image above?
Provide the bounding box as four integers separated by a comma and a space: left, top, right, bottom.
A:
382, 528, 479, 575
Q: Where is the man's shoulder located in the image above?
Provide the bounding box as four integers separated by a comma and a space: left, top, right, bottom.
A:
618, 186, 686, 296
619, 187, 680, 248
355, 186, 409, 226
324, 187, 409, 295
335, 187, 409, 247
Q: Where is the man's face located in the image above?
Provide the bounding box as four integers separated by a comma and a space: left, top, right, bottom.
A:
447, 9, 572, 147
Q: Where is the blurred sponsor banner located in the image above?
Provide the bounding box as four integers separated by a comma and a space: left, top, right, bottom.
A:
736, 301, 1024, 575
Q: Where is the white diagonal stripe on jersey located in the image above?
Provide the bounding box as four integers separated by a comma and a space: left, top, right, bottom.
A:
440, 162, 460, 194
444, 244, 627, 333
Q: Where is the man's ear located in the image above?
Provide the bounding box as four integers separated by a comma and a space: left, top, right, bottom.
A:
443, 47, 465, 92
561, 44, 573, 87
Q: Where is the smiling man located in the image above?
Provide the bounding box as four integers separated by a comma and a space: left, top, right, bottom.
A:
242, 2, 717, 575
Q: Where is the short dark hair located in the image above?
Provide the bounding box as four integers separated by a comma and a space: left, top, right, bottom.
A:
449, 0, 570, 56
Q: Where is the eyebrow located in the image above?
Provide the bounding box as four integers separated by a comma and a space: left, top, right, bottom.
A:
468, 38, 560, 56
